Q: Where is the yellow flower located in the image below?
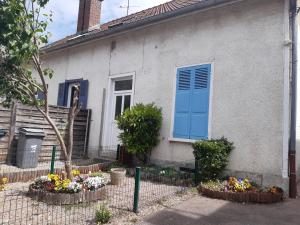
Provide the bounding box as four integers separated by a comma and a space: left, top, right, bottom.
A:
48, 174, 60, 181
228, 177, 237, 186
1, 177, 8, 184
62, 179, 71, 189
71, 169, 80, 176
55, 180, 61, 187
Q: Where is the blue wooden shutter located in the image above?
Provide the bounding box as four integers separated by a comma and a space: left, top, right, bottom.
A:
173, 69, 192, 139
189, 65, 211, 140
57, 83, 66, 106
79, 80, 89, 109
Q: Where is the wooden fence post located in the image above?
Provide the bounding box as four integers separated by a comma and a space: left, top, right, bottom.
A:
83, 109, 92, 158
7, 102, 17, 164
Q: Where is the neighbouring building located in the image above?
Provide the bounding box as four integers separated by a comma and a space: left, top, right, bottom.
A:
41, 0, 300, 194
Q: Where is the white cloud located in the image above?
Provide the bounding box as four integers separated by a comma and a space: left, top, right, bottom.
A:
45, 0, 79, 41
46, 0, 170, 42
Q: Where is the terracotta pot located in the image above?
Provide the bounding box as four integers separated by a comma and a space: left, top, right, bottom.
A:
110, 168, 126, 185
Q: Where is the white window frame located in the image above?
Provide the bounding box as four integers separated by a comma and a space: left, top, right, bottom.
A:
102, 72, 136, 147
168, 62, 214, 143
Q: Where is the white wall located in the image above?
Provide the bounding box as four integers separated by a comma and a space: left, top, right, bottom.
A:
43, 0, 287, 185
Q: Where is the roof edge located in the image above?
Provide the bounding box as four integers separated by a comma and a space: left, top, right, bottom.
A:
42, 0, 240, 54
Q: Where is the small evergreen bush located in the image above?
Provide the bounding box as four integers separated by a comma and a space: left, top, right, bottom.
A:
116, 103, 162, 164
95, 205, 112, 224
193, 137, 234, 181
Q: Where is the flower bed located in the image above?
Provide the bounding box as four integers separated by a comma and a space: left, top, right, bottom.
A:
28, 170, 107, 205
0, 160, 112, 184
199, 177, 283, 204
0, 177, 8, 191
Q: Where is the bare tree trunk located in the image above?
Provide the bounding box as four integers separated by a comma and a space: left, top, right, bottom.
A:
32, 53, 80, 179
64, 86, 81, 179
66, 105, 75, 179
64, 160, 72, 180
36, 107, 68, 159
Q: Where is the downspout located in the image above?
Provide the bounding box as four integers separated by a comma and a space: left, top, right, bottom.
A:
289, 0, 298, 198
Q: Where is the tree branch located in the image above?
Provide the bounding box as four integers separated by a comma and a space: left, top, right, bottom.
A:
32, 54, 49, 114
35, 105, 68, 159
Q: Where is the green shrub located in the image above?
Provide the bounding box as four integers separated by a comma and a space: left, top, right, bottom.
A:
193, 137, 234, 181
95, 205, 112, 224
116, 103, 162, 164
89, 171, 103, 177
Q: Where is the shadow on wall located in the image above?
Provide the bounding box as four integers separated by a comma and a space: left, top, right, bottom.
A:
141, 194, 300, 225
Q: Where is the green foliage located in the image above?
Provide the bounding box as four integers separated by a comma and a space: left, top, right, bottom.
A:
193, 137, 234, 181
89, 171, 103, 177
0, 0, 53, 107
201, 180, 224, 191
116, 103, 162, 162
95, 205, 112, 224
143, 165, 183, 178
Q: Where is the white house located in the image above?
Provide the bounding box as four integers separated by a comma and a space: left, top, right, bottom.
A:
41, 0, 300, 194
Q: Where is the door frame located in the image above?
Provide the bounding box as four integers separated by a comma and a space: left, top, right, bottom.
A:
102, 72, 136, 148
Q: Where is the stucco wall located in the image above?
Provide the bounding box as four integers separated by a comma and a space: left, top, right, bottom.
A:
43, 0, 286, 185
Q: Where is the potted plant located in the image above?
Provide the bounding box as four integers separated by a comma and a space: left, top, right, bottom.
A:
110, 168, 126, 185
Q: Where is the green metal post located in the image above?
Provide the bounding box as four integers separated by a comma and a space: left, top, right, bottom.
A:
133, 167, 141, 213
50, 146, 56, 174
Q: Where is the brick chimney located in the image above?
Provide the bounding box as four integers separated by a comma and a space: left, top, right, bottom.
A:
77, 0, 103, 33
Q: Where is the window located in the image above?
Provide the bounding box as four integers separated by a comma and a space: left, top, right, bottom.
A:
114, 94, 131, 119
57, 79, 89, 109
67, 83, 80, 107
114, 96, 123, 118
114, 79, 133, 91
173, 64, 211, 140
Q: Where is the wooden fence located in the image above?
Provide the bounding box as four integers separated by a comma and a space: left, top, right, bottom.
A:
0, 103, 91, 163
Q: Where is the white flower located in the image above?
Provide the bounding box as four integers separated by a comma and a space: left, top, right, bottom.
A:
160, 170, 166, 175
35, 176, 51, 183
83, 177, 106, 190
67, 182, 82, 193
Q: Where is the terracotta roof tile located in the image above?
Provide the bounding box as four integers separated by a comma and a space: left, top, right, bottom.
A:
45, 0, 204, 51
102, 0, 201, 29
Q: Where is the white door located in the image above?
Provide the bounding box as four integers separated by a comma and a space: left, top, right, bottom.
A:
108, 78, 133, 147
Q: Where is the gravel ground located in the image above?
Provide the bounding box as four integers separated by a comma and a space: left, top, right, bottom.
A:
109, 190, 197, 225
0, 173, 192, 225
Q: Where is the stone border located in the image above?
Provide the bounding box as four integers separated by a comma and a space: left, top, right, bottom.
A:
200, 186, 283, 204
28, 186, 106, 205
0, 161, 112, 183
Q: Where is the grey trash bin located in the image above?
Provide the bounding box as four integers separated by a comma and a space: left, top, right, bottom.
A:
16, 128, 45, 168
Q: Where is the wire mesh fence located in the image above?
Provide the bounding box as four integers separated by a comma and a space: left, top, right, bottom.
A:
0, 167, 194, 225
0, 147, 117, 175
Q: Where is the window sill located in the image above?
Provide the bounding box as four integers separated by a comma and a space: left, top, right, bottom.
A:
168, 137, 196, 144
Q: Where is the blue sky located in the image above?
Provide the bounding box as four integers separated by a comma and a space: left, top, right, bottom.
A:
45, 0, 170, 42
